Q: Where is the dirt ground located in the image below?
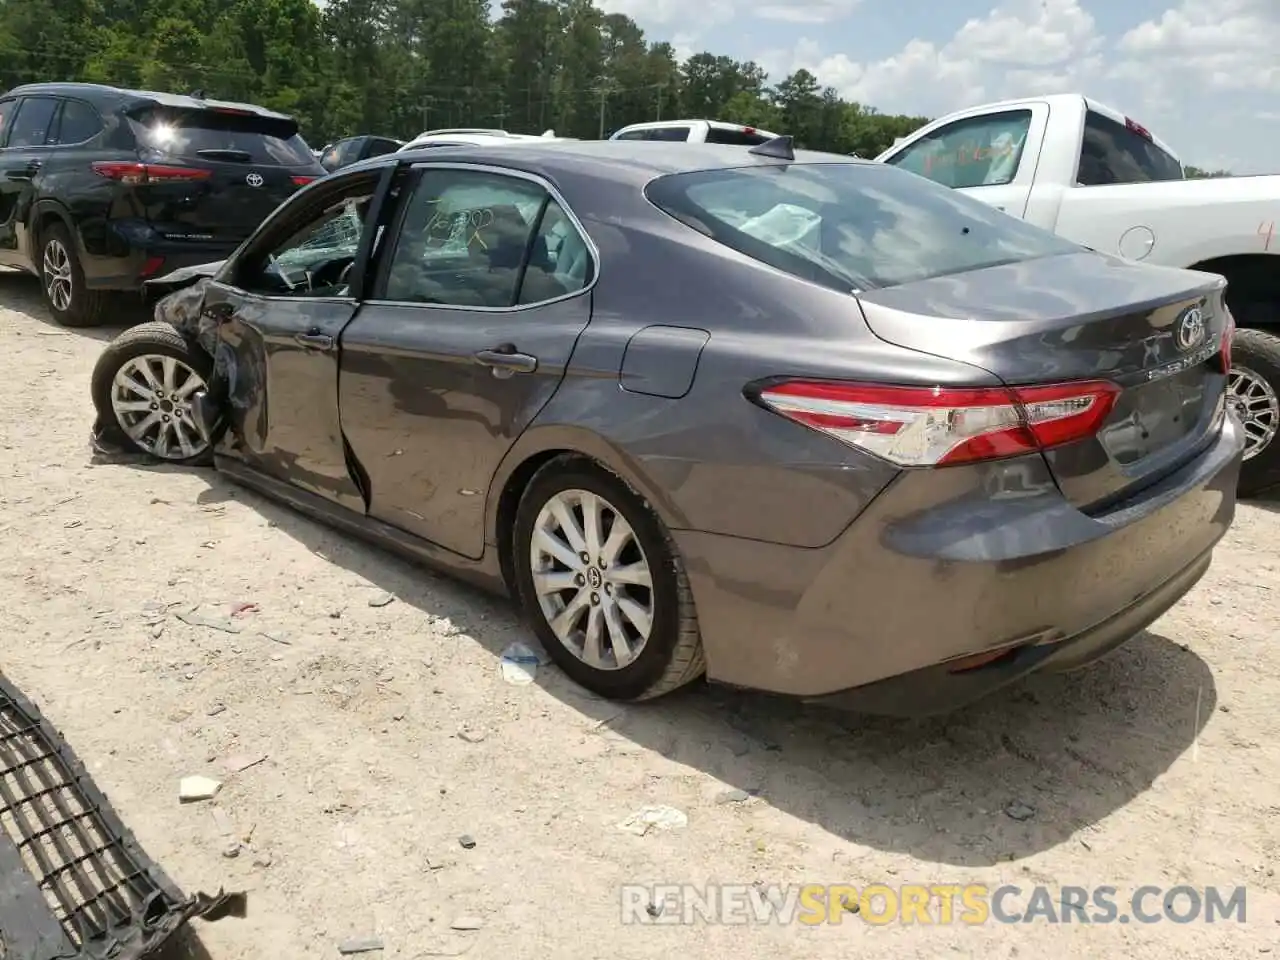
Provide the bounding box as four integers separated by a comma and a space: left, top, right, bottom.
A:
1, 267, 1278, 960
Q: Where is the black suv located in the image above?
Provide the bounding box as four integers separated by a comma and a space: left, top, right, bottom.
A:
0, 82, 325, 326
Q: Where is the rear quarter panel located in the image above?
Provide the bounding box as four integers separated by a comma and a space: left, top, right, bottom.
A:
497, 180, 1003, 548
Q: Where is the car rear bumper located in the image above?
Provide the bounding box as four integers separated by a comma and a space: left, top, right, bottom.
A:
674, 413, 1244, 715
82, 240, 240, 294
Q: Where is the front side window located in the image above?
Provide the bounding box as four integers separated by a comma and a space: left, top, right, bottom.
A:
0, 99, 17, 146
646, 161, 1081, 292
7, 97, 59, 148
384, 169, 587, 308
887, 110, 1032, 189
239, 184, 373, 297
1077, 110, 1183, 185
645, 126, 693, 142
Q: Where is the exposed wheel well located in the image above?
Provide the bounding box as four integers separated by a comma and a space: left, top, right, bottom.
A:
1187, 254, 1278, 327
494, 449, 574, 593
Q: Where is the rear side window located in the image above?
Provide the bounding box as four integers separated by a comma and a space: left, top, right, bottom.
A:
366, 138, 401, 158
7, 97, 59, 148
50, 99, 102, 145
886, 110, 1032, 189
705, 127, 773, 146
128, 107, 314, 166
646, 162, 1081, 292
1077, 110, 1183, 185
645, 127, 693, 142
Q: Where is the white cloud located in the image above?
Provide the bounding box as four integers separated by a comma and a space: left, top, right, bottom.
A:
754, 0, 862, 23
757, 0, 1101, 116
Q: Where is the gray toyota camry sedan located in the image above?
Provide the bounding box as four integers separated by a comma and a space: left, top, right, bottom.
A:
90, 137, 1244, 716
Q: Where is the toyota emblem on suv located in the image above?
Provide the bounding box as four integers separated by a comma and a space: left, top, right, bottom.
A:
245, 172, 264, 188
1175, 306, 1206, 352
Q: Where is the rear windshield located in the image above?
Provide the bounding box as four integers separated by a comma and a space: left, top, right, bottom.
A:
705, 127, 773, 146
128, 107, 314, 167
644, 162, 1082, 291
1077, 110, 1183, 185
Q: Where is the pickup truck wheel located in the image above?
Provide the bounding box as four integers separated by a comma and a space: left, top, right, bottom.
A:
1229, 328, 1280, 496
90, 321, 215, 466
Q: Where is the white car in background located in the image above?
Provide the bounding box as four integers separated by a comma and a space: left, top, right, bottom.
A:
609, 119, 780, 145
398, 128, 571, 151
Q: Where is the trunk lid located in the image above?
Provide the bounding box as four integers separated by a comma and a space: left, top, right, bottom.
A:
856, 251, 1230, 510
125, 105, 322, 244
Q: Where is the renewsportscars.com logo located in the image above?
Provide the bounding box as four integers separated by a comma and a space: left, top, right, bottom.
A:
620, 883, 1249, 926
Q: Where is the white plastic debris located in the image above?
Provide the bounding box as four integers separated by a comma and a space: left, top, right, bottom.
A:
617, 805, 688, 836
179, 776, 222, 803
500, 642, 541, 685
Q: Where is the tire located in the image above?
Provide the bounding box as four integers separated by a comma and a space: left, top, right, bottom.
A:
39, 222, 109, 328
1229, 327, 1280, 497
90, 320, 215, 466
512, 455, 706, 701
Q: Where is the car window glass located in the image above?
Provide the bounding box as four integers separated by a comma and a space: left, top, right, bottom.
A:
50, 99, 102, 145
129, 108, 314, 166
383, 169, 546, 308
1077, 110, 1182, 185
613, 130, 649, 141
646, 126, 693, 142
517, 200, 593, 305
0, 99, 16, 146
705, 127, 772, 146
241, 190, 371, 297
367, 138, 401, 158
646, 162, 1081, 293
887, 110, 1032, 189
336, 138, 366, 166
7, 98, 59, 148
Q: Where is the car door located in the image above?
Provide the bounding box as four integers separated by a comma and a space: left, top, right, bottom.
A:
0, 96, 59, 266
205, 164, 397, 512
879, 105, 1048, 219
338, 162, 596, 559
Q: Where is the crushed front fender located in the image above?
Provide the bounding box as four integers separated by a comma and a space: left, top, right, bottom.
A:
0, 672, 244, 959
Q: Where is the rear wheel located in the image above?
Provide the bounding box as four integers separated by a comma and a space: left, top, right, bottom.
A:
512, 456, 705, 701
1228, 328, 1280, 496
40, 222, 109, 328
90, 321, 214, 465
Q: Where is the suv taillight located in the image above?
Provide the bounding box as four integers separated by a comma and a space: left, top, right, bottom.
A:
753, 379, 1120, 467
92, 161, 211, 185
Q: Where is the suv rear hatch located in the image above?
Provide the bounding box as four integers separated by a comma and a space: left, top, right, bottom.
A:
120, 103, 322, 245
857, 253, 1231, 510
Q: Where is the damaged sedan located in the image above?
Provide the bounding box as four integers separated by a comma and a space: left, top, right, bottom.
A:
90, 139, 1243, 715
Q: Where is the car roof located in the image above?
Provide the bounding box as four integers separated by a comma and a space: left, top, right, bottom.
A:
2, 81, 294, 121
348, 139, 866, 186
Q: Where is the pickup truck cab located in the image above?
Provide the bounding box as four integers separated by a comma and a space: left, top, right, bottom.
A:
877, 93, 1280, 495
609, 120, 779, 145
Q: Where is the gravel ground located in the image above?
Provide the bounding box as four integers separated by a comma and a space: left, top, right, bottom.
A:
1, 266, 1278, 960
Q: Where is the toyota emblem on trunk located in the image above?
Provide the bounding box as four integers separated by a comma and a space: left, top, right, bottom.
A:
245, 172, 264, 187
1175, 306, 1206, 352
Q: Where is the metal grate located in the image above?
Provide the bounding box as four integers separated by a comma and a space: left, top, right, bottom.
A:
0, 675, 195, 960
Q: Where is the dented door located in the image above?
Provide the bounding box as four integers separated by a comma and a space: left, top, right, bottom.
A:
204, 279, 365, 512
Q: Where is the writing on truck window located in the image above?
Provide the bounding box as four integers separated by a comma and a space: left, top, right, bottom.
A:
889, 110, 1032, 190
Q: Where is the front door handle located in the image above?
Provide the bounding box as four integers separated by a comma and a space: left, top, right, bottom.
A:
295, 331, 335, 351
473, 344, 538, 377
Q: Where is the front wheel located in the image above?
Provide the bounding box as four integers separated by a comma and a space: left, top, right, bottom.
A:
90, 321, 215, 465
512, 456, 706, 701
1228, 328, 1280, 496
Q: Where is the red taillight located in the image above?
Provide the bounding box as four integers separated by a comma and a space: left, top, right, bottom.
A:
139, 256, 166, 278
743, 126, 756, 135
1219, 309, 1235, 374
1124, 117, 1153, 142
291, 175, 317, 186
754, 379, 1120, 467
92, 161, 211, 185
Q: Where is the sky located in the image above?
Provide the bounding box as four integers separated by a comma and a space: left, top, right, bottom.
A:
593, 0, 1280, 174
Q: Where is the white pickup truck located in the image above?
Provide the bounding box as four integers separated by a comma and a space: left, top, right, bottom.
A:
876, 93, 1280, 495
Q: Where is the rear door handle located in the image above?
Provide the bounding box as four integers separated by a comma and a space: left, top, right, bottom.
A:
295, 331, 335, 351
4, 161, 40, 181
474, 345, 538, 377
